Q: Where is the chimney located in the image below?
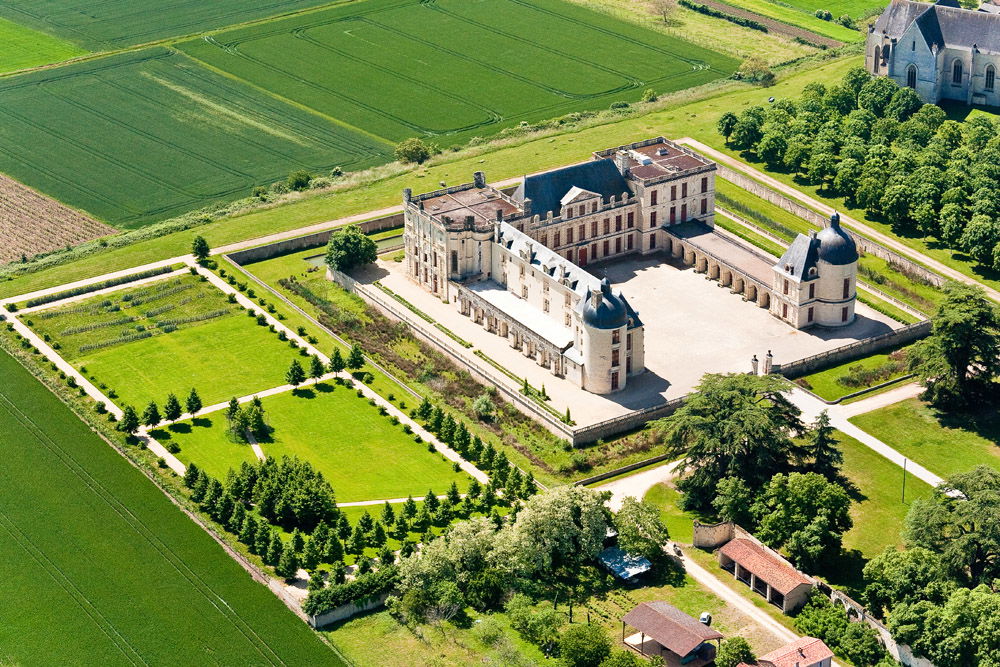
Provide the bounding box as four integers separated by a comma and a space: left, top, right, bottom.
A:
523, 197, 532, 217
403, 187, 412, 203
473, 171, 486, 188
590, 288, 602, 310
465, 215, 475, 229
613, 150, 630, 177
496, 208, 504, 222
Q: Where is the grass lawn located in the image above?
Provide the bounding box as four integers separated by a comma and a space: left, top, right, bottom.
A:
796, 345, 911, 401
160, 381, 470, 502
643, 482, 696, 544
850, 398, 1000, 478
714, 213, 784, 258
75, 311, 304, 409
0, 55, 861, 301
152, 418, 259, 480
0, 348, 343, 665
0, 16, 86, 73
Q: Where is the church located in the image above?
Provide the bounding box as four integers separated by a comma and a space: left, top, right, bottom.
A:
866, 0, 1000, 105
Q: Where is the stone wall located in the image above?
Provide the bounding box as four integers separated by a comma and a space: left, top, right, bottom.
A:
307, 593, 389, 628
227, 213, 404, 265
773, 320, 931, 378
716, 165, 945, 288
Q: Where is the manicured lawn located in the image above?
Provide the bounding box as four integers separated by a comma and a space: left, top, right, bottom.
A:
0, 349, 343, 665
179, 0, 737, 147
0, 16, 86, 73
850, 398, 1000, 478
643, 482, 696, 544
0, 56, 861, 300
837, 430, 930, 558
152, 417, 258, 481
161, 381, 470, 502
75, 311, 303, 409
796, 346, 911, 401
714, 213, 785, 258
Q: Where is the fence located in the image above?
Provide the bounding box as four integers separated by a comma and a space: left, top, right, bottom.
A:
716, 165, 946, 288
773, 320, 932, 378
227, 212, 404, 265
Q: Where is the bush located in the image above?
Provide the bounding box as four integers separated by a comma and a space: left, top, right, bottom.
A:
24, 266, 173, 308
394, 138, 432, 164
559, 624, 612, 667
814, 8, 833, 19
287, 170, 312, 191
303, 567, 398, 616
734, 57, 775, 86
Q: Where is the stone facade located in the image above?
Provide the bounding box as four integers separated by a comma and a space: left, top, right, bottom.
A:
403, 137, 714, 394
866, 0, 1000, 106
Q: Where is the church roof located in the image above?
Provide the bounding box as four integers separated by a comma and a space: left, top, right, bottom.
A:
874, 0, 1000, 53
513, 160, 629, 219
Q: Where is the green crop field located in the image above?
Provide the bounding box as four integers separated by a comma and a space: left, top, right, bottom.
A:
0, 0, 335, 51
0, 350, 343, 664
0, 16, 87, 73
716, 0, 864, 40
0, 48, 388, 227
178, 0, 737, 146
759, 0, 886, 18
160, 381, 470, 502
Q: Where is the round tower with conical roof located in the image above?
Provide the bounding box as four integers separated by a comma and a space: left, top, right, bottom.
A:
581, 278, 630, 393
813, 212, 858, 327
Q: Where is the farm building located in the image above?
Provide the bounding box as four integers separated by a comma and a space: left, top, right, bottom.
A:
620, 601, 722, 666
718, 538, 815, 613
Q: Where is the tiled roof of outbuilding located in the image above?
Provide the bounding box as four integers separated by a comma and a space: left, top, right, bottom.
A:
719, 539, 813, 595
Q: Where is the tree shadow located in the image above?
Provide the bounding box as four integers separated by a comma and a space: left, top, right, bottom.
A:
149, 428, 170, 440
192, 417, 213, 429
935, 398, 1000, 447
819, 547, 867, 596
168, 422, 191, 434
315, 382, 334, 393
292, 387, 316, 399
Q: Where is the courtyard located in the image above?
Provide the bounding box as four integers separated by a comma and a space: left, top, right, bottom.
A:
365, 251, 902, 426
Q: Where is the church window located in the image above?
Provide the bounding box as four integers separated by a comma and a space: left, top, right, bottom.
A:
987, 65, 996, 91
650, 190, 658, 205
906, 64, 917, 89
953, 59, 963, 85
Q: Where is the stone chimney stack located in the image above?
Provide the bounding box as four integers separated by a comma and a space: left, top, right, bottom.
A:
403, 187, 412, 204
523, 197, 532, 217
473, 171, 486, 188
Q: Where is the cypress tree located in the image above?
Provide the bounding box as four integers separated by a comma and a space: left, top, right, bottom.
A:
185, 388, 202, 415
380, 501, 396, 527
337, 514, 352, 541
324, 535, 344, 564
402, 495, 417, 519
371, 522, 387, 548
266, 532, 284, 566
254, 523, 271, 557
447, 481, 461, 506
239, 512, 257, 546
276, 547, 299, 580
182, 461, 201, 488
290, 528, 305, 554
424, 489, 440, 513
163, 393, 182, 421
301, 537, 321, 571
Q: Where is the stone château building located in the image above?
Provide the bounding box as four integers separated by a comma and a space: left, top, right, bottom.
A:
772, 213, 858, 328
866, 0, 1000, 105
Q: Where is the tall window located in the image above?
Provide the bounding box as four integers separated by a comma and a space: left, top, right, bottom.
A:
700, 198, 707, 215
612, 329, 620, 344
701, 177, 708, 193
650, 211, 657, 228
906, 64, 917, 89
566, 228, 574, 244
953, 59, 963, 85
554, 231, 560, 247
650, 190, 658, 205
627, 211, 634, 228
603, 219, 610, 235
987, 65, 996, 92
611, 349, 620, 366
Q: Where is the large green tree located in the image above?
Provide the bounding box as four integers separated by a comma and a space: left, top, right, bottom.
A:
614, 497, 670, 560
559, 624, 613, 667
908, 282, 1000, 409
904, 465, 1000, 586
863, 547, 954, 615
751, 472, 853, 570
653, 373, 804, 511
325, 225, 377, 273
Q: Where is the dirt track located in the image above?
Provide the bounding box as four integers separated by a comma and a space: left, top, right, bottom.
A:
694, 0, 843, 49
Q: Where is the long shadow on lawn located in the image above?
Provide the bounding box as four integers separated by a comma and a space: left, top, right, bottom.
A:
292, 387, 316, 399
935, 398, 1000, 450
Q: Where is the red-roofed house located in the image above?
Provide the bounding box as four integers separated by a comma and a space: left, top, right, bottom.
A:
718, 538, 814, 613
621, 601, 722, 667
740, 637, 834, 667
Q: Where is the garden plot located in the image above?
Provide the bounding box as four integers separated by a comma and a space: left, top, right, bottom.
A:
27, 273, 305, 408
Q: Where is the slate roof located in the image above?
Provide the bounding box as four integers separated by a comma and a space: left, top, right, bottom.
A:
598, 547, 652, 580
513, 160, 629, 219
719, 539, 813, 596
622, 602, 722, 657
775, 233, 819, 282
496, 222, 600, 299
874, 0, 1000, 53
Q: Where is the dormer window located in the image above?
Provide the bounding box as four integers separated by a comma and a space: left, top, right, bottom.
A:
809, 267, 817, 277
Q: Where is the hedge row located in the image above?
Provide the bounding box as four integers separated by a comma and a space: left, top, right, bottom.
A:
303, 566, 399, 617
78, 330, 153, 353
156, 308, 228, 328
25, 266, 174, 308
60, 316, 136, 336
130, 282, 194, 308
678, 0, 768, 32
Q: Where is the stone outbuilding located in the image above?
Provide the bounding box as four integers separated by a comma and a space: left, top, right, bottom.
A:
718, 538, 815, 613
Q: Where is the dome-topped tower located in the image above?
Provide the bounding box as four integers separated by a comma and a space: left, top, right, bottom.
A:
815, 212, 858, 266
582, 278, 628, 330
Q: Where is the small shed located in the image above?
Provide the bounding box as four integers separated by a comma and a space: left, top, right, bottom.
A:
621, 601, 722, 667
599, 546, 652, 582
718, 538, 814, 613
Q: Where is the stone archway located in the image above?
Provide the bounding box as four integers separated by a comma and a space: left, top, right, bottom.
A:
759, 292, 771, 309
746, 284, 757, 302
708, 261, 720, 280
